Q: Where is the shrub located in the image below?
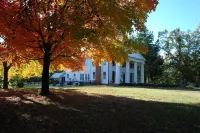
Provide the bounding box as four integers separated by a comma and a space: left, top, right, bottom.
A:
0, 77, 3, 88
50, 79, 59, 86
9, 75, 24, 88
79, 82, 85, 86
119, 83, 179, 88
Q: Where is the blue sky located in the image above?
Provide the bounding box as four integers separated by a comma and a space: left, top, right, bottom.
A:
146, 0, 200, 40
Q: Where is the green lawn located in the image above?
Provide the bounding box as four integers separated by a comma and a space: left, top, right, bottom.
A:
77, 86, 200, 105
1, 86, 200, 132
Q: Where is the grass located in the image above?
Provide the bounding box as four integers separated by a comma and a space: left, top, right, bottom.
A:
1, 86, 200, 133
76, 86, 200, 104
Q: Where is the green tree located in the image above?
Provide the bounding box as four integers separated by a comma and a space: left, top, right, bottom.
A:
134, 30, 164, 83
158, 26, 200, 87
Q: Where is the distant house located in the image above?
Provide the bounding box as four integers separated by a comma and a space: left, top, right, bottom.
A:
50, 73, 63, 84
51, 52, 145, 85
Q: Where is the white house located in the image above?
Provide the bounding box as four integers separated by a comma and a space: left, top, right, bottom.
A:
51, 52, 145, 85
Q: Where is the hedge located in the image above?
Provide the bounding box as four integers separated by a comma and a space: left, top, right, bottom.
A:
119, 83, 179, 88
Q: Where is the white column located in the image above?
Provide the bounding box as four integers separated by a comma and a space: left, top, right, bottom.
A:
106, 62, 109, 84
90, 72, 93, 81
134, 62, 137, 83
140, 63, 144, 83
90, 60, 94, 81
125, 62, 130, 83
115, 63, 121, 84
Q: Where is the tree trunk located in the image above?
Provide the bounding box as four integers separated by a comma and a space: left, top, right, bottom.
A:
180, 76, 187, 88
40, 53, 51, 95
96, 66, 101, 85
183, 78, 187, 87
3, 62, 10, 89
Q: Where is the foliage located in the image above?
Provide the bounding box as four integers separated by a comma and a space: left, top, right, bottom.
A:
49, 78, 59, 86
119, 83, 178, 88
9, 75, 24, 88
0, 68, 2, 82
132, 30, 164, 83
10, 61, 43, 79
0, 0, 159, 66
0, 0, 158, 94
158, 26, 200, 86
0, 76, 2, 88
0, 20, 27, 89
0, 60, 43, 84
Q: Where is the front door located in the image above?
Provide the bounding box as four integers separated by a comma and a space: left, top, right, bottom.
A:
61, 77, 65, 86
122, 73, 125, 83
101, 71, 107, 84
130, 73, 133, 83
112, 71, 115, 82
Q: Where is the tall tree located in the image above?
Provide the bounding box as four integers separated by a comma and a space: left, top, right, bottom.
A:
158, 26, 200, 87
132, 30, 164, 83
0, 39, 10, 89
0, 0, 158, 95
0, 35, 26, 89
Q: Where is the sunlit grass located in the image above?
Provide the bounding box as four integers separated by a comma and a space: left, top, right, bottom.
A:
72, 86, 200, 105
21, 85, 200, 105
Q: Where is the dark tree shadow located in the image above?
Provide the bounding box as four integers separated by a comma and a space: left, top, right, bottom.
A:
0, 89, 200, 133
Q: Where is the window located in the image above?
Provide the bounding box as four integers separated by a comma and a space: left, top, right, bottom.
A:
74, 74, 76, 77
61, 77, 65, 86
122, 72, 125, 83
130, 73, 133, 82
62, 77, 65, 82
85, 74, 87, 81
112, 71, 115, 82
103, 72, 106, 79
93, 72, 95, 79
130, 62, 134, 68
88, 74, 90, 81
80, 74, 84, 81
67, 74, 69, 78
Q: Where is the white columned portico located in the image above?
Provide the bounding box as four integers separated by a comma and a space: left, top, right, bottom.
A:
115, 63, 121, 84
125, 62, 130, 83
134, 62, 137, 83
140, 63, 144, 83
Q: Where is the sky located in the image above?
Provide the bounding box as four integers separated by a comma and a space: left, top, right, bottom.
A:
146, 0, 200, 40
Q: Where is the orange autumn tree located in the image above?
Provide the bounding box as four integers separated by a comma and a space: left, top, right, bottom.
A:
0, 34, 27, 89
0, 0, 158, 95
0, 39, 13, 89
0, 2, 30, 89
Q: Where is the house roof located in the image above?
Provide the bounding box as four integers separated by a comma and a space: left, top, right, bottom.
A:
50, 73, 63, 79
128, 52, 146, 61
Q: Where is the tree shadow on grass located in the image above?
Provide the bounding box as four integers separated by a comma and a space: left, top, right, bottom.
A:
0, 89, 200, 133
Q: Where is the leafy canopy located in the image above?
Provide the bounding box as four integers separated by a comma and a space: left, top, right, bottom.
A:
0, 0, 158, 69
158, 26, 200, 86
